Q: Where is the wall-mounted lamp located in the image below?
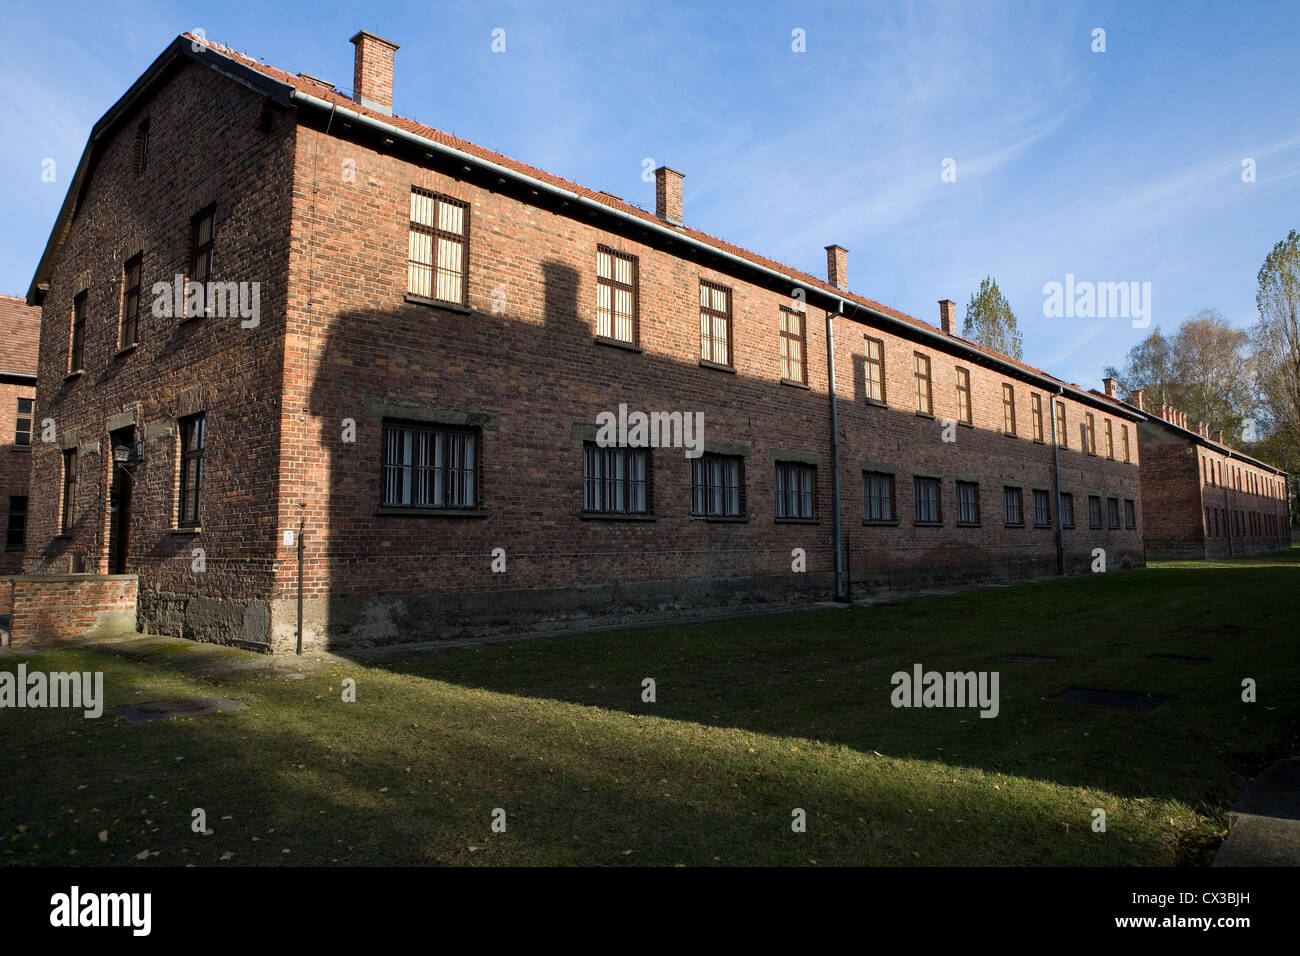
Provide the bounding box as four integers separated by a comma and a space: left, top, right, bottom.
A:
112, 441, 144, 469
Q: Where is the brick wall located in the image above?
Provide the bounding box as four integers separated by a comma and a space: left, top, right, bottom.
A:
1137, 418, 1289, 559
1195, 443, 1290, 558
30, 44, 1153, 654
0, 381, 36, 574
7, 574, 138, 645
262, 119, 1146, 651
0, 294, 40, 576
1136, 424, 1204, 559
834, 325, 1144, 581
25, 62, 293, 648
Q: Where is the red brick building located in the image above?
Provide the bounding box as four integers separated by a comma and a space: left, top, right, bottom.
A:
23, 32, 1144, 652
0, 295, 39, 575
1109, 383, 1291, 559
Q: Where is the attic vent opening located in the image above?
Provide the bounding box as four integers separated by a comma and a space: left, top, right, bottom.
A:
135, 119, 149, 174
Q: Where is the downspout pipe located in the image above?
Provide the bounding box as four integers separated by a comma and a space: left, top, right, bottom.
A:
1050, 386, 1066, 575
827, 302, 846, 601
296, 518, 305, 655
1223, 452, 1234, 558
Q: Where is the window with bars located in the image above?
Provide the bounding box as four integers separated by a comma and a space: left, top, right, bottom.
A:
914, 353, 932, 415
1055, 401, 1067, 448
1126, 499, 1137, 529
583, 444, 650, 515
863, 471, 894, 522
1033, 489, 1051, 528
407, 189, 469, 306
956, 481, 979, 525
69, 291, 86, 373
1002, 384, 1017, 435
1059, 492, 1075, 528
60, 449, 77, 533
5, 496, 26, 551
691, 453, 743, 517
1107, 497, 1121, 529
1088, 495, 1102, 529
699, 281, 732, 366
1031, 393, 1044, 442
596, 247, 637, 344
121, 254, 142, 349
914, 476, 941, 524
779, 307, 806, 384
1004, 486, 1024, 526
775, 462, 815, 519
955, 367, 972, 424
381, 421, 478, 510
177, 413, 205, 528
14, 398, 32, 446
1122, 424, 1130, 462
1104, 419, 1114, 459
864, 337, 885, 403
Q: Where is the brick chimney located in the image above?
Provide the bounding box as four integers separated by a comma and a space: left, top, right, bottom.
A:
825, 245, 848, 290
938, 299, 956, 335
1195, 420, 1206, 437
654, 166, 684, 225
1130, 388, 1144, 411
1102, 377, 1117, 398
350, 31, 399, 115
1214, 428, 1224, 444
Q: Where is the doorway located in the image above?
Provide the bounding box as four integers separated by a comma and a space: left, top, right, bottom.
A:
108, 426, 134, 574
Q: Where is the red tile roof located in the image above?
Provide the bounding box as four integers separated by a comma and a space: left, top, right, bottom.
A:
0, 293, 41, 376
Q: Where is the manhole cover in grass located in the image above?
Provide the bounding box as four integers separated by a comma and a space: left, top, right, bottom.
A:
114, 697, 247, 725
1149, 653, 1211, 663
1053, 689, 1164, 713
999, 655, 1058, 664
1183, 624, 1242, 636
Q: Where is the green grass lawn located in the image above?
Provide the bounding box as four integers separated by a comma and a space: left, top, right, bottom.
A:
2, 548, 1297, 866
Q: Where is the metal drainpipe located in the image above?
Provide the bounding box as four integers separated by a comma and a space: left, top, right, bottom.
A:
827, 302, 845, 601
1223, 452, 1234, 558
296, 518, 305, 655
1050, 387, 1065, 575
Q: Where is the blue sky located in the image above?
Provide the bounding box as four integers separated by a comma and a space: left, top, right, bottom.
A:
3, 0, 1298, 388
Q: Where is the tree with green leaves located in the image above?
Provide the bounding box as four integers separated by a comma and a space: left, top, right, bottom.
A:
963, 276, 1023, 360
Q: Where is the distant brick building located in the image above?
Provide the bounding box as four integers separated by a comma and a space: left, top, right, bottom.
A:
1106, 381, 1291, 559
23, 31, 1144, 652
0, 295, 39, 575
